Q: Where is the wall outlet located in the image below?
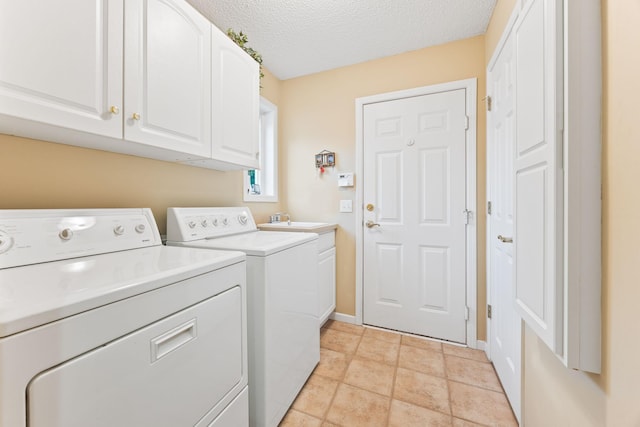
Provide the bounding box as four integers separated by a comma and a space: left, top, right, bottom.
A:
340, 200, 353, 213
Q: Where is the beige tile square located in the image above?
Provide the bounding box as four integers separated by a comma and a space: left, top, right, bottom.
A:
389, 399, 453, 427
449, 381, 518, 427
401, 334, 443, 352
394, 367, 450, 415
325, 319, 366, 336
443, 344, 489, 363
315, 348, 350, 381
445, 355, 503, 392
320, 328, 362, 354
364, 327, 402, 344
279, 409, 322, 427
326, 383, 391, 427
343, 357, 396, 396
398, 345, 446, 377
292, 374, 339, 419
356, 336, 400, 365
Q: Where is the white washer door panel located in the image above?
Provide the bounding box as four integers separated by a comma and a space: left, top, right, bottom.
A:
28, 286, 244, 427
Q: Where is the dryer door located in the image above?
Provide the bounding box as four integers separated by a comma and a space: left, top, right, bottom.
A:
27, 285, 245, 427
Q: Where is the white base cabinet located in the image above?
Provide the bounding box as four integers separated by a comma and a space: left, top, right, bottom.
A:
317, 232, 337, 325
0, 0, 259, 170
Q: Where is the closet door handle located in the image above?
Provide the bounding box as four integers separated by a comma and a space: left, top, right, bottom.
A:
497, 235, 513, 243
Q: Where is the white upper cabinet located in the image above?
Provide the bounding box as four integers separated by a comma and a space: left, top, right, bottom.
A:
0, 0, 258, 169
124, 0, 211, 158
0, 0, 123, 138
210, 25, 260, 169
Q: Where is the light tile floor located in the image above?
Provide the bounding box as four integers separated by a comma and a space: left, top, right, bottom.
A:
279, 320, 518, 427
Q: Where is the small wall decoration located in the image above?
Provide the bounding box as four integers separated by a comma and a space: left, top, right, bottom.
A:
315, 150, 336, 174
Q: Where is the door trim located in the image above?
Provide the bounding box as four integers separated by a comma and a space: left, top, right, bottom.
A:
355, 78, 478, 348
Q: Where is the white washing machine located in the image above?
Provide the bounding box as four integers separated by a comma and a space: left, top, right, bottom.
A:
0, 208, 248, 427
166, 207, 319, 427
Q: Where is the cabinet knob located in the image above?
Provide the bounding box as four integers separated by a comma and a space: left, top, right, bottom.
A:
132, 113, 141, 121
109, 106, 120, 115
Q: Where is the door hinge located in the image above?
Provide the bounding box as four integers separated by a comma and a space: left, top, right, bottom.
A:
463, 209, 472, 225
487, 304, 492, 319
486, 95, 492, 112
487, 201, 492, 215
464, 115, 469, 130
465, 306, 470, 321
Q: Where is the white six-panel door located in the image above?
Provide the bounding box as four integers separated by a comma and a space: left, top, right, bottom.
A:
362, 89, 468, 342
487, 28, 521, 421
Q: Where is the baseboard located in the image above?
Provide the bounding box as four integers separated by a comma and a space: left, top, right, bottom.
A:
330, 312, 357, 324
476, 340, 487, 353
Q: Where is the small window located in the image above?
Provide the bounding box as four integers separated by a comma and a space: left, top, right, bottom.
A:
244, 97, 278, 202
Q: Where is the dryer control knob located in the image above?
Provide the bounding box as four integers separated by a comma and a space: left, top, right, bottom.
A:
135, 224, 146, 234
114, 225, 125, 236
212, 218, 219, 226
222, 217, 229, 226
59, 228, 73, 241
188, 221, 196, 229
201, 220, 208, 227
238, 213, 248, 225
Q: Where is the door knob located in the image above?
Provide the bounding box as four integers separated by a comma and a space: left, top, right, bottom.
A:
497, 235, 513, 243
365, 220, 380, 228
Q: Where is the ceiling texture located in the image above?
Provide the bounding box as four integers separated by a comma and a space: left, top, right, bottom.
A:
186, 0, 497, 80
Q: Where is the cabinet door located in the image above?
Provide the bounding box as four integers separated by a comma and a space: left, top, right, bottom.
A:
318, 247, 336, 324
0, 0, 123, 138
211, 26, 260, 169
125, 0, 211, 158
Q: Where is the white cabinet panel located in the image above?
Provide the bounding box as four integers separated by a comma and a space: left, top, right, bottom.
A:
125, 0, 212, 158
318, 246, 336, 325
513, 0, 564, 354
210, 25, 260, 169
0, 0, 123, 138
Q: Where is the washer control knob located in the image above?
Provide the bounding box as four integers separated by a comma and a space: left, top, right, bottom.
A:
222, 217, 229, 226
135, 224, 146, 234
212, 218, 219, 226
59, 228, 73, 241
238, 213, 248, 225
114, 225, 125, 236
0, 232, 13, 254
188, 221, 196, 229
201, 219, 208, 227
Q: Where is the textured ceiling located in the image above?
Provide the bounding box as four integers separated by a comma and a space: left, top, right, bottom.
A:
186, 0, 496, 80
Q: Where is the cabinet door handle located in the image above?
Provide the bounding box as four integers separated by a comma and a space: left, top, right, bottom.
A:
132, 112, 141, 121
109, 106, 120, 115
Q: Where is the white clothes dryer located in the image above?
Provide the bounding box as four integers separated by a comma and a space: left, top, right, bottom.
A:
0, 208, 248, 427
166, 207, 319, 427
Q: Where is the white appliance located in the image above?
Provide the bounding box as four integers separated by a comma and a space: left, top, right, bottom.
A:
0, 208, 248, 427
166, 207, 319, 427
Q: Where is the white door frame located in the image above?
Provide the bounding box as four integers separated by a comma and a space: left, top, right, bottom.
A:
355, 78, 478, 348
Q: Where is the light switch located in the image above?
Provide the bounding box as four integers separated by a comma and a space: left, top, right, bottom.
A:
340, 200, 353, 213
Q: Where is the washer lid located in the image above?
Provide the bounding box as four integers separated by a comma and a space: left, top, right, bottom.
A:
168, 230, 318, 256
0, 246, 245, 338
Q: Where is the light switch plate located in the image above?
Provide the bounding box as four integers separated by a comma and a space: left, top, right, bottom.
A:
340, 200, 353, 213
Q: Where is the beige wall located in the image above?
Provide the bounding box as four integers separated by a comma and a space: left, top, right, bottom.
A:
0, 68, 283, 233
486, 0, 640, 425
279, 36, 488, 338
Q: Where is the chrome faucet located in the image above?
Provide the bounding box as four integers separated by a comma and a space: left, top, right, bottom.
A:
272, 212, 291, 225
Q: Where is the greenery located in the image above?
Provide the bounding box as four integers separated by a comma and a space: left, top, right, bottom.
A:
227, 29, 264, 84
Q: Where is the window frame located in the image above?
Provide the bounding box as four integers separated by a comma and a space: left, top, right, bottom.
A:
243, 97, 278, 203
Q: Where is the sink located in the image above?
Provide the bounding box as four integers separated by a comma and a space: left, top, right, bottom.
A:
257, 221, 337, 233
